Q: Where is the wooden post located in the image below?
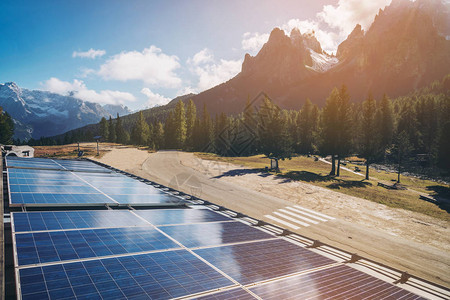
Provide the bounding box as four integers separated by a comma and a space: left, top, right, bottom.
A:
97, 140, 99, 156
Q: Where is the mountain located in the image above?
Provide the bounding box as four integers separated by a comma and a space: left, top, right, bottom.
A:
0, 82, 131, 140
102, 104, 132, 118
189, 0, 450, 113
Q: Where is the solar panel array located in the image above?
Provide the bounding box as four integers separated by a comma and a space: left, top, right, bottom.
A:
6, 157, 186, 207
8, 158, 429, 299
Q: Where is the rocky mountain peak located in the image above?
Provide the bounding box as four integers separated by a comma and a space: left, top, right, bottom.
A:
336, 24, 364, 60
302, 32, 323, 54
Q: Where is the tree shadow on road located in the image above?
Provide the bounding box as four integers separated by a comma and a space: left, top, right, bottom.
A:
277, 171, 332, 183
327, 180, 372, 189
426, 185, 450, 213
213, 168, 264, 178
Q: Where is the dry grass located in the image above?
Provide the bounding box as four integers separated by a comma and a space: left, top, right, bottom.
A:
196, 153, 450, 221
34, 143, 111, 159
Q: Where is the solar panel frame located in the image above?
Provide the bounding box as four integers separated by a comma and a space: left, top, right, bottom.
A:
17, 249, 235, 300
135, 208, 233, 225
249, 264, 426, 300
11, 210, 151, 233
194, 239, 336, 285
159, 221, 275, 249
14, 226, 181, 266
195, 288, 257, 299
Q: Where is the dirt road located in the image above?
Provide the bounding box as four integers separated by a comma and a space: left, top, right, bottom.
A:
94, 149, 450, 288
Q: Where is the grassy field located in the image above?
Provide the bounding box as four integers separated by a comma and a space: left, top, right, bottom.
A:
33, 143, 108, 158
196, 153, 450, 222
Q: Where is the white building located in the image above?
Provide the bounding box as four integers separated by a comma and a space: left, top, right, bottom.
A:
1, 145, 34, 158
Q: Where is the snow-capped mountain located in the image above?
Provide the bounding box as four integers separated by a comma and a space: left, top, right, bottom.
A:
0, 82, 131, 140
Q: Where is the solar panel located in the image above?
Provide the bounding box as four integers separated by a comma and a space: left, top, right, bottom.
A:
9, 177, 88, 186
194, 239, 335, 285
196, 288, 256, 299
98, 186, 164, 195
9, 184, 100, 194
15, 227, 179, 266
160, 221, 274, 248
110, 194, 186, 205
10, 192, 116, 205
249, 264, 426, 300
8, 168, 78, 180
19, 250, 233, 300
135, 208, 232, 225
12, 211, 149, 232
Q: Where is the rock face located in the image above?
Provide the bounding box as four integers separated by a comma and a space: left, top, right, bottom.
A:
189, 0, 450, 113
0, 82, 131, 140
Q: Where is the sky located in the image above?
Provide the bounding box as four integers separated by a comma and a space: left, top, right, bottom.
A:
0, 0, 393, 110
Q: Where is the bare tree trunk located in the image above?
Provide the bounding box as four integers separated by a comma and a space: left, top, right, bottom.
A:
397, 153, 401, 183
365, 160, 370, 180
337, 157, 341, 177
330, 155, 336, 176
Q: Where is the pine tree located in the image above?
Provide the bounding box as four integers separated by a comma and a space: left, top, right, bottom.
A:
185, 99, 197, 150
257, 98, 292, 169
297, 98, 316, 154
115, 113, 127, 144
320, 88, 340, 175
99, 117, 109, 141
393, 130, 413, 183
108, 116, 116, 143
153, 122, 165, 150
134, 111, 150, 145
360, 93, 381, 180
378, 94, 394, 149
0, 107, 14, 144
174, 100, 187, 149
164, 111, 176, 149
200, 104, 214, 152
336, 85, 353, 176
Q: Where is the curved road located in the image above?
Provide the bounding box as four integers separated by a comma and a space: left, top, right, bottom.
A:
102, 150, 450, 288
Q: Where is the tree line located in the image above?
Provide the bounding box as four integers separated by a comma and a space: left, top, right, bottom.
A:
23, 80, 450, 179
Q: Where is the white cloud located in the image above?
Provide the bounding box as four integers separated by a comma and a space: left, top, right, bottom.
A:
141, 88, 171, 107
187, 48, 214, 65
78, 67, 95, 78
42, 77, 135, 105
318, 0, 391, 35
72, 48, 106, 59
188, 49, 242, 92
97, 45, 181, 88
241, 0, 392, 55
176, 86, 197, 96
281, 19, 340, 54
242, 32, 270, 54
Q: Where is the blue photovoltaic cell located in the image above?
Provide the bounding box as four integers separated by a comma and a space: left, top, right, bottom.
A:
194, 239, 335, 285
10, 193, 115, 205
9, 185, 99, 194
98, 186, 163, 195
8, 169, 78, 180
110, 194, 186, 205
13, 210, 149, 232
160, 221, 273, 248
9, 178, 88, 186
135, 208, 232, 225
19, 250, 233, 300
249, 264, 426, 300
15, 227, 178, 266
195, 288, 256, 300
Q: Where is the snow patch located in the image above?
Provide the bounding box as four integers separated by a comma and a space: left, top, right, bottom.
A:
306, 49, 339, 72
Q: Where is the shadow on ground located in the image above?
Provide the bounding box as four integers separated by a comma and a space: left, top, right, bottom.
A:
213, 168, 265, 178
426, 185, 450, 213
278, 171, 332, 183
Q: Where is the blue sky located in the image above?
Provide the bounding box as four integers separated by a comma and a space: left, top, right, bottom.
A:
0, 0, 392, 110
